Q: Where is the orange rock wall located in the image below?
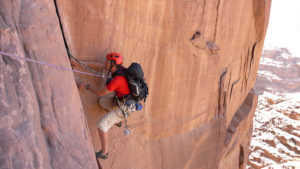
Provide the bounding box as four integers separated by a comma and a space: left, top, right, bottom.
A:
0, 0, 271, 169
56, 0, 271, 168
0, 1, 97, 169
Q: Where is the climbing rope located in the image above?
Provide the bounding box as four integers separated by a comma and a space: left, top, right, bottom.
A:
0, 51, 106, 78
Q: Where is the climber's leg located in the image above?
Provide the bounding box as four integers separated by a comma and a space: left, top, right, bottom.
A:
96, 128, 108, 158
96, 108, 123, 159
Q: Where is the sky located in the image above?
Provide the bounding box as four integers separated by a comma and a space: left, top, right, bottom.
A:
264, 0, 300, 57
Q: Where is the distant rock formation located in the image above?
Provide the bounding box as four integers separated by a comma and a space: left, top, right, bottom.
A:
248, 92, 300, 168
254, 47, 300, 94
248, 47, 300, 168
0, 0, 271, 169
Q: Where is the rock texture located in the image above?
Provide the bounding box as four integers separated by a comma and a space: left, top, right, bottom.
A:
0, 1, 97, 169
0, 0, 271, 169
56, 0, 271, 168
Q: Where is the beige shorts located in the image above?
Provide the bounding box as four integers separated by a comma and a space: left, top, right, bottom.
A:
97, 94, 136, 132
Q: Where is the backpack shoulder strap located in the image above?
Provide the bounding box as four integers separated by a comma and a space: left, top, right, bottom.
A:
112, 65, 127, 77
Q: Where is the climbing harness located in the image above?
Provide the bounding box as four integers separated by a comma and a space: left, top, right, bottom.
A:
0, 51, 106, 78
116, 98, 143, 136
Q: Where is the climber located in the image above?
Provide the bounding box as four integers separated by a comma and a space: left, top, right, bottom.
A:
76, 53, 136, 159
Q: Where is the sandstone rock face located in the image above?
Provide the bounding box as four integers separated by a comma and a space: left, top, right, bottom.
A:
55, 0, 271, 168
0, 0, 271, 169
0, 1, 97, 169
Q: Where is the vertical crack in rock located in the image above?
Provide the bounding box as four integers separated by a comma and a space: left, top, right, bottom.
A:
53, 0, 99, 75
53, 0, 72, 59
158, 140, 165, 169
245, 48, 251, 86
218, 69, 227, 116
202, 0, 207, 18
239, 145, 245, 169
96, 160, 102, 169
251, 43, 257, 64
242, 47, 250, 91
227, 72, 232, 99
244, 42, 257, 87
52, 2, 99, 168
238, 54, 243, 92
215, 68, 228, 168
214, 0, 221, 41
229, 79, 240, 100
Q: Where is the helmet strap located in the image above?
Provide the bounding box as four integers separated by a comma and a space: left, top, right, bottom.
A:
107, 60, 116, 76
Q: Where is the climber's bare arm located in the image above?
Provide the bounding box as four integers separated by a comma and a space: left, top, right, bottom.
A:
77, 83, 111, 97
88, 85, 111, 97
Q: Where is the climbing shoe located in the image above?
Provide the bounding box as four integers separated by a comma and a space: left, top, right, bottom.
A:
115, 121, 122, 127
96, 150, 109, 159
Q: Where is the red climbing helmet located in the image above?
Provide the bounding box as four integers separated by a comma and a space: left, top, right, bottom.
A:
106, 52, 123, 65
